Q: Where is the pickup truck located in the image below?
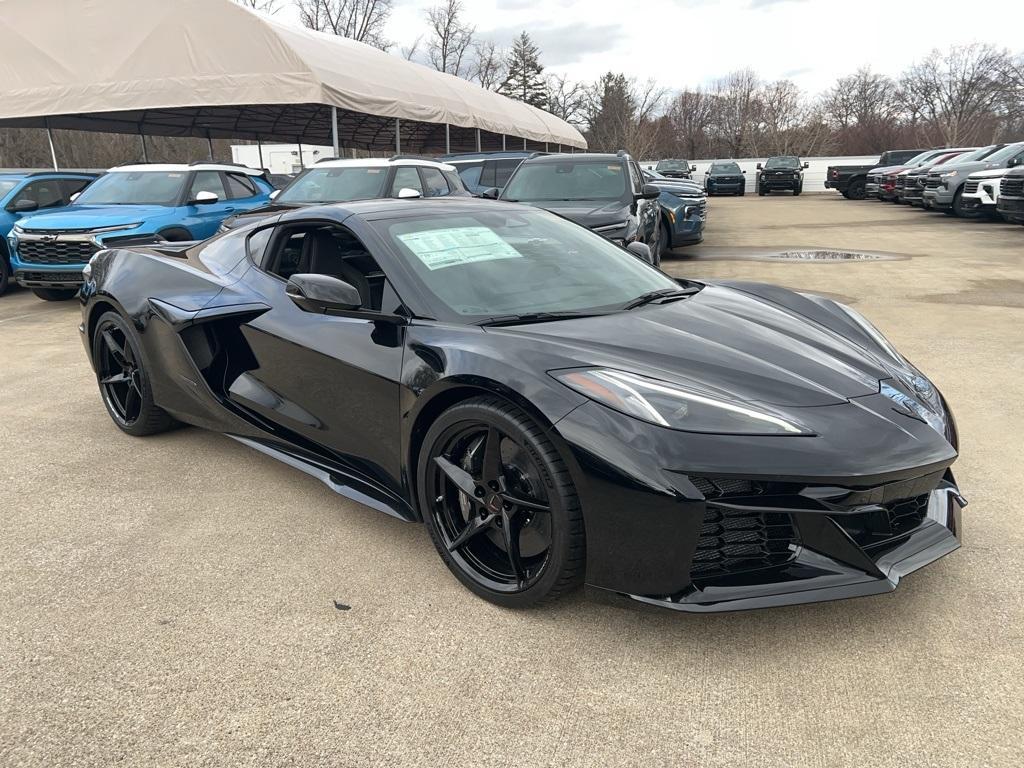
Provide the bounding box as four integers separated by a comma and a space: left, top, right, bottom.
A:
825, 149, 926, 199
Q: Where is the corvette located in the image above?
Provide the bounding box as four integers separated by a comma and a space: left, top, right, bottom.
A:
79, 197, 965, 612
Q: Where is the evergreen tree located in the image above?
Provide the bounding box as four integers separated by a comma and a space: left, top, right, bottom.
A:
499, 32, 548, 109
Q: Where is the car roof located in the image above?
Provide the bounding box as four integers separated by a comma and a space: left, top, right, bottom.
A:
521, 152, 628, 164
312, 157, 456, 171
109, 163, 265, 175
0, 170, 96, 179
439, 151, 540, 162
279, 195, 530, 224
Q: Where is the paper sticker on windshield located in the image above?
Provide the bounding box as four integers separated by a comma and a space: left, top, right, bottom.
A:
397, 227, 522, 270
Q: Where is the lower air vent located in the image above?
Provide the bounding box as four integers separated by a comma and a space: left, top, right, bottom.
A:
690, 506, 798, 578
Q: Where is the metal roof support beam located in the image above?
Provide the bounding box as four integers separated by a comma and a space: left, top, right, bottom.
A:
140, 132, 148, 162
523, 137, 526, 150
297, 140, 304, 169
331, 106, 339, 158
476, 128, 481, 152
207, 133, 214, 161
502, 134, 506, 151
44, 118, 58, 170
395, 118, 401, 154
445, 123, 450, 155
257, 136, 264, 168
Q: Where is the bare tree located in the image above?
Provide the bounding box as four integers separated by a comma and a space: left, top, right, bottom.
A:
821, 68, 905, 153
296, 0, 393, 50
668, 89, 715, 158
546, 73, 588, 126
709, 69, 762, 157
585, 73, 665, 158
401, 35, 423, 62
426, 0, 475, 78
470, 40, 506, 91
898, 44, 1012, 146
234, 0, 282, 13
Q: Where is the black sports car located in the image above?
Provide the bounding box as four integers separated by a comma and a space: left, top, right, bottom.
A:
79, 197, 965, 612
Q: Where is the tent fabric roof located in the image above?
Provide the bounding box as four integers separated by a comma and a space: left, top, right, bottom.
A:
0, 0, 586, 151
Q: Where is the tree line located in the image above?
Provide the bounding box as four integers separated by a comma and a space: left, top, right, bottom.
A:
2, 0, 1022, 167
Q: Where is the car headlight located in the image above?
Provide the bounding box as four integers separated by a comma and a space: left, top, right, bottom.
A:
552, 368, 811, 435
12, 223, 24, 234
940, 170, 959, 178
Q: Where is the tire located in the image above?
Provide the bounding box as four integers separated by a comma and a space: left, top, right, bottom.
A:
91, 311, 177, 436
658, 221, 671, 261
847, 179, 866, 200
418, 396, 585, 608
841, 191, 851, 199
0, 254, 9, 297
157, 227, 194, 242
758, 185, 766, 196
737, 187, 745, 196
794, 185, 802, 196
951, 188, 976, 218
31, 287, 78, 301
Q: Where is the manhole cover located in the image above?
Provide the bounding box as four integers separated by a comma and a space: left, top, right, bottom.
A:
773, 250, 888, 261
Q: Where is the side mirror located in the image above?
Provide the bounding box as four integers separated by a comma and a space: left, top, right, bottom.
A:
803, 162, 810, 169
690, 164, 697, 171
286, 273, 362, 314
269, 189, 280, 200
742, 170, 747, 174
190, 190, 219, 205
625, 241, 653, 264
1007, 157, 1021, 168
479, 187, 500, 199
9, 199, 39, 213
639, 183, 660, 200
397, 187, 422, 199
756, 163, 763, 170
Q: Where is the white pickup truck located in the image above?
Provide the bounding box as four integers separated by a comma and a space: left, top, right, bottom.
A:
960, 167, 1010, 216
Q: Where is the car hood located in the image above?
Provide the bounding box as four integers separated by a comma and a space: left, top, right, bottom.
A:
17, 205, 174, 231
649, 180, 703, 195
518, 200, 631, 229
491, 282, 904, 408
967, 167, 1009, 179
932, 160, 988, 175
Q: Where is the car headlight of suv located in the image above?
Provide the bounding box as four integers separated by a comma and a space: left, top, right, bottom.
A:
552, 368, 812, 435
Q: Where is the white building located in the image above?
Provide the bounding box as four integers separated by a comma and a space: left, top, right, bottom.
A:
231, 143, 334, 175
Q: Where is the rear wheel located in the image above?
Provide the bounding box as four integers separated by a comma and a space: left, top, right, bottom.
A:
0, 254, 9, 297
847, 179, 866, 200
31, 287, 78, 301
659, 221, 671, 260
92, 311, 177, 436
418, 397, 585, 608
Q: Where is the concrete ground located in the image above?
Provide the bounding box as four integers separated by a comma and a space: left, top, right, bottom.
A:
1, 194, 1022, 767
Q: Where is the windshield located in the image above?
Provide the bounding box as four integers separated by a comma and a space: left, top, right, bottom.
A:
711, 162, 741, 174
74, 171, 186, 206
656, 160, 688, 171
502, 161, 627, 202
764, 156, 800, 169
375, 209, 677, 321
0, 179, 19, 197
981, 143, 1024, 164
278, 166, 387, 204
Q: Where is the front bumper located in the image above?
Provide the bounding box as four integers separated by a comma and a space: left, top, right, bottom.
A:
997, 196, 1024, 220
923, 188, 953, 209
759, 175, 799, 190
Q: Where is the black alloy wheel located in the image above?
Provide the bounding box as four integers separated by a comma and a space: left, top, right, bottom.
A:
419, 397, 584, 607
659, 222, 671, 259
92, 311, 176, 436
847, 179, 867, 200
0, 254, 9, 296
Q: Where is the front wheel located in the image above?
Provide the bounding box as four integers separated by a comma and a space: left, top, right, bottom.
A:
31, 287, 78, 301
952, 189, 976, 218
418, 396, 585, 608
659, 222, 671, 261
794, 185, 802, 196
0, 255, 9, 296
92, 311, 177, 436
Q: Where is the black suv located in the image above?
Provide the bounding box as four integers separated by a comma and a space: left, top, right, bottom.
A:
438, 151, 542, 196
498, 151, 663, 266
704, 161, 746, 196
757, 156, 809, 195
997, 166, 1024, 224
654, 158, 695, 179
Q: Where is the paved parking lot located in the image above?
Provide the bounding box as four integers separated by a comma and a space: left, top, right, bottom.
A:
2, 195, 1022, 767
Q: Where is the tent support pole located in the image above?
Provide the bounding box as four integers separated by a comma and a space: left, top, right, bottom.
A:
257, 136, 264, 169
523, 137, 526, 150
207, 134, 214, 161
331, 106, 339, 158
395, 119, 401, 154
45, 119, 58, 170
445, 124, 450, 154
476, 128, 481, 152
140, 132, 149, 163
502, 134, 506, 151
545, 142, 549, 152
297, 140, 304, 169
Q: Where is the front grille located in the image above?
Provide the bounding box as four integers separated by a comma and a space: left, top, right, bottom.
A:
1001, 176, 1024, 197
964, 180, 980, 194
867, 174, 879, 184
925, 174, 942, 189
690, 477, 763, 498
17, 240, 98, 265
895, 176, 907, 189
16, 270, 83, 283
835, 493, 931, 548
691, 506, 798, 578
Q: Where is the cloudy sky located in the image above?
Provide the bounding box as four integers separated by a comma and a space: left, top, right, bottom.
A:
279, 0, 1024, 96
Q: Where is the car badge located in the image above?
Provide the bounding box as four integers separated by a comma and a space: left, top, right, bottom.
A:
39, 234, 58, 243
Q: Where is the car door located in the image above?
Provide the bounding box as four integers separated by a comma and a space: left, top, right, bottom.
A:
228, 220, 406, 495
184, 171, 233, 239
630, 161, 659, 244
223, 171, 270, 214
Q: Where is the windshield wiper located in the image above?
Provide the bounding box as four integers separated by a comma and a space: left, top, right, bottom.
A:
622, 286, 701, 310
475, 310, 608, 327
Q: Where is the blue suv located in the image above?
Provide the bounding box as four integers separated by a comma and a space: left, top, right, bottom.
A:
0, 171, 97, 296
8, 163, 274, 300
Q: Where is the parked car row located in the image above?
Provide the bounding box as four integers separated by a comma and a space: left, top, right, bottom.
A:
827, 143, 1024, 224
2, 149, 709, 301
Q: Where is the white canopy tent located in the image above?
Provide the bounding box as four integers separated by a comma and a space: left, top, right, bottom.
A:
0, 0, 586, 166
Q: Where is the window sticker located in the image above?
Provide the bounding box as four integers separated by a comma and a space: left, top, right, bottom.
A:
397, 227, 522, 270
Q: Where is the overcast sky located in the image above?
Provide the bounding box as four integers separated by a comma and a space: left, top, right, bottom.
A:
278, 0, 1024, 96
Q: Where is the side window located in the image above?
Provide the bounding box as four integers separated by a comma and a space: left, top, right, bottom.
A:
480, 161, 498, 188
247, 226, 274, 264
263, 223, 390, 311
224, 172, 258, 199
189, 171, 227, 201
628, 162, 643, 193
390, 166, 423, 197
493, 159, 522, 188
421, 167, 451, 197
13, 179, 65, 210
455, 164, 483, 191
61, 177, 92, 201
